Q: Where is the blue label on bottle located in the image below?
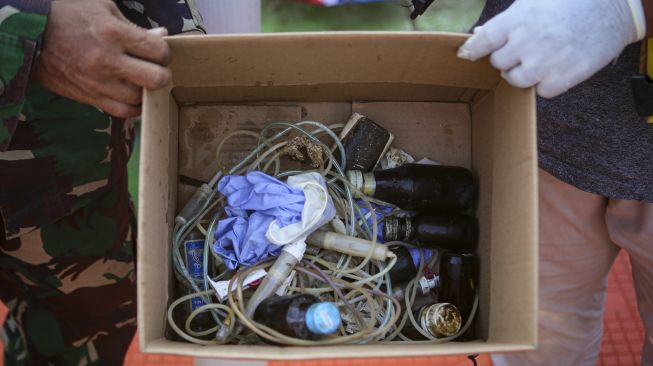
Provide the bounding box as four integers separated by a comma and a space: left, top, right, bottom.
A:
355, 200, 394, 242
184, 239, 205, 311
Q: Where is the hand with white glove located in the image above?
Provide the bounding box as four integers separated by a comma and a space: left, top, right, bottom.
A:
458, 0, 647, 98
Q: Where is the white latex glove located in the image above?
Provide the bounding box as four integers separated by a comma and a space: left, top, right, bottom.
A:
266, 172, 336, 260
458, 0, 647, 98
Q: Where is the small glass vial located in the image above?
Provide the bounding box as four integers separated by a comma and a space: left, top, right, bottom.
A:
403, 302, 462, 339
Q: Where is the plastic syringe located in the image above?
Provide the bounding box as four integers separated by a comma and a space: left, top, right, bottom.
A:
306, 231, 393, 261
215, 247, 301, 342
245, 249, 299, 318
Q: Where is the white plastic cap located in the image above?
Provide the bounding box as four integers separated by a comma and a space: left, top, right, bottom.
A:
347, 170, 364, 191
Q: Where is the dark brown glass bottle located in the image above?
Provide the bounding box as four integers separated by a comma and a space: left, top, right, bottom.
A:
253, 294, 341, 341
387, 246, 434, 284
391, 268, 439, 310
393, 251, 479, 341
437, 252, 478, 340
347, 164, 474, 211
383, 213, 479, 252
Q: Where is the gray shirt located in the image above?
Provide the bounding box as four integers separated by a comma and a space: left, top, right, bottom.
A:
478, 0, 653, 202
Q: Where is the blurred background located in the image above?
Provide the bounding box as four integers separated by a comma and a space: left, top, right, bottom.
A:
261, 0, 483, 32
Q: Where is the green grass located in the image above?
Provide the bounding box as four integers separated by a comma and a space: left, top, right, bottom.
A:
262, 0, 482, 32
127, 0, 484, 201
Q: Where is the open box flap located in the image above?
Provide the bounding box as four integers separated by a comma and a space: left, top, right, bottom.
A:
167, 32, 499, 91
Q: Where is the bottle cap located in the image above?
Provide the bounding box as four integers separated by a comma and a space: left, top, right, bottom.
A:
418, 275, 438, 295
361, 172, 376, 196
420, 303, 462, 338
305, 302, 341, 335
347, 170, 364, 191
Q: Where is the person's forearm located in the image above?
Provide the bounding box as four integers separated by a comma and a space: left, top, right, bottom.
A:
32, 0, 171, 119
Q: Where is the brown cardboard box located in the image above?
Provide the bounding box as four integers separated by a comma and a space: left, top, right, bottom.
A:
138, 32, 538, 360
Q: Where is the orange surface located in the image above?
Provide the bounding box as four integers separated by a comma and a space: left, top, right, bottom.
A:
123, 338, 193, 366
270, 355, 493, 366
0, 251, 643, 366
599, 252, 645, 366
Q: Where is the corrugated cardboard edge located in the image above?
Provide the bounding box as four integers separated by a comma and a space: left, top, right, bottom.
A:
166, 32, 499, 91
489, 81, 538, 347
144, 339, 535, 360
138, 85, 177, 350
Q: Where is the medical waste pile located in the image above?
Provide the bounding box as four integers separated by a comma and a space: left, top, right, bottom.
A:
166, 113, 479, 346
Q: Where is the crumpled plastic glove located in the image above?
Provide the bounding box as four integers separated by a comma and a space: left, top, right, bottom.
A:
457, 0, 646, 98
266, 172, 336, 249
214, 171, 335, 269
214, 172, 304, 270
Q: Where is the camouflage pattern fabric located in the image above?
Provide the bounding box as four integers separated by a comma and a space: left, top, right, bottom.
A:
0, 0, 49, 150
117, 0, 204, 34
0, 0, 204, 240
0, 176, 136, 366
0, 1, 204, 365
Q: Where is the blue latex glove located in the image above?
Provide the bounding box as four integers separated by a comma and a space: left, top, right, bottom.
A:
356, 201, 395, 242
408, 247, 434, 268
219, 172, 305, 225
214, 172, 306, 270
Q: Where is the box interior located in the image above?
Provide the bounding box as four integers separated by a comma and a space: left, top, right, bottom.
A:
138, 33, 537, 360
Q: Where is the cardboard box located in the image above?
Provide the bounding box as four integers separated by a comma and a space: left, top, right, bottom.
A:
138, 32, 538, 360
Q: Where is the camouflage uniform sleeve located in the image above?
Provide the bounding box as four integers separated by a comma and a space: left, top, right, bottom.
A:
0, 0, 50, 151
117, 0, 205, 35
